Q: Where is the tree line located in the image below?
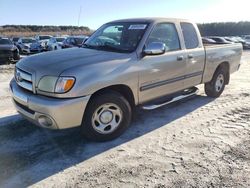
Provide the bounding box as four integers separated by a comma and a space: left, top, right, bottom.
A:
198, 22, 250, 36
1, 22, 250, 37
0, 25, 91, 33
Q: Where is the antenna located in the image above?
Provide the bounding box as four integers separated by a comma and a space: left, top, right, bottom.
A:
77, 6, 82, 27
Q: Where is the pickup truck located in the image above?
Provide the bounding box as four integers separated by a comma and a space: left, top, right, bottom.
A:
10, 18, 242, 141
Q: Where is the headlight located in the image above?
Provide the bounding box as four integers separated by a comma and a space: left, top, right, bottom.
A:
55, 77, 75, 93
38, 76, 75, 93
38, 76, 58, 92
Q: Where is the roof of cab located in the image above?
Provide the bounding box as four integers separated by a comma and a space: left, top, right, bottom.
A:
108, 17, 191, 24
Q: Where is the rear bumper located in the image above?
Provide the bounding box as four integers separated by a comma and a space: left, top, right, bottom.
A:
9, 79, 91, 129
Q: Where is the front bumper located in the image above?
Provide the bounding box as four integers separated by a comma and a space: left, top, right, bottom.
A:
0, 49, 20, 63
10, 79, 90, 129
22, 48, 30, 54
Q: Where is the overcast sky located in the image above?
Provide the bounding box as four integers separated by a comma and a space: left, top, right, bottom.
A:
0, 0, 249, 29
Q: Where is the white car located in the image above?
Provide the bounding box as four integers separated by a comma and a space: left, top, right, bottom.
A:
47, 37, 66, 51
30, 35, 52, 53
16, 37, 36, 54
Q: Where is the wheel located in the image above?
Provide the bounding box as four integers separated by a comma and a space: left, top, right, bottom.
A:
54, 46, 57, 50
205, 68, 226, 98
81, 91, 132, 142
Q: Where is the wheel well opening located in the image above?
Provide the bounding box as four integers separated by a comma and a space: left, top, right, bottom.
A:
91, 85, 135, 108
216, 62, 230, 84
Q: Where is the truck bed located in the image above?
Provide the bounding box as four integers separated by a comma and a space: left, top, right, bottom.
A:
202, 43, 242, 83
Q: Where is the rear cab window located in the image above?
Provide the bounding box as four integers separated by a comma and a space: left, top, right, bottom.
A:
180, 22, 199, 49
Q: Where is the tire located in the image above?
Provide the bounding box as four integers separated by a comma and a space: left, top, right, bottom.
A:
54, 46, 57, 50
81, 91, 132, 142
205, 68, 226, 98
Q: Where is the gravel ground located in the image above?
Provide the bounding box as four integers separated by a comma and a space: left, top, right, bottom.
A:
0, 52, 250, 188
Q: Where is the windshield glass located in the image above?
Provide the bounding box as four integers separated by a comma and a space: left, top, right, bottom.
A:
0, 39, 12, 45
84, 22, 149, 53
75, 38, 85, 45
22, 38, 36, 43
13, 38, 19, 42
56, 37, 65, 42
39, 36, 51, 40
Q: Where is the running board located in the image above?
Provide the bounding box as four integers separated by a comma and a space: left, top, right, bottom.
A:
142, 87, 199, 110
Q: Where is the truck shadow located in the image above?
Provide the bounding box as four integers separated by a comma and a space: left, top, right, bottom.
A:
0, 95, 214, 187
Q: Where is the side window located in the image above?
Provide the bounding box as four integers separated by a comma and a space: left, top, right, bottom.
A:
146, 23, 180, 51
70, 38, 75, 44
181, 22, 199, 49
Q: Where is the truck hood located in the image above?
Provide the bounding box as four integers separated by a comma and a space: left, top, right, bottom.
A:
16, 47, 133, 84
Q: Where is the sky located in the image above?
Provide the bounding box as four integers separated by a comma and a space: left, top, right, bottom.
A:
0, 0, 249, 29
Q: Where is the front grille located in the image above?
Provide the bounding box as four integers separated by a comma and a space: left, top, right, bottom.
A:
15, 68, 33, 92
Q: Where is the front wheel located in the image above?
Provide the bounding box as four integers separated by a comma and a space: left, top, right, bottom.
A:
205, 68, 226, 98
81, 91, 132, 142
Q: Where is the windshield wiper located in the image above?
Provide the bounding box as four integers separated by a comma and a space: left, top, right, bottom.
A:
82, 43, 130, 53
95, 44, 129, 53
81, 43, 96, 49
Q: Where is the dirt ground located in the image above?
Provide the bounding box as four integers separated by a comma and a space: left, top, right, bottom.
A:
0, 52, 249, 188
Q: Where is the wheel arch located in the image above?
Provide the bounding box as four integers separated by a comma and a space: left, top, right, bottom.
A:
215, 61, 230, 85
89, 84, 136, 109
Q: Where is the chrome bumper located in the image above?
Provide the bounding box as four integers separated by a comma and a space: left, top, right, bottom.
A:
9, 79, 90, 129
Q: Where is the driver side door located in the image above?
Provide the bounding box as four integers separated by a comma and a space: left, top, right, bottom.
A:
139, 23, 186, 103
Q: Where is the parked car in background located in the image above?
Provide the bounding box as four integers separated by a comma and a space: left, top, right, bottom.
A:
224, 37, 236, 43
0, 38, 20, 64
225, 36, 250, 49
62, 36, 88, 48
202, 37, 216, 44
30, 35, 52, 53
16, 37, 36, 54
12, 37, 20, 45
243, 35, 250, 43
47, 37, 66, 51
10, 18, 242, 141
209, 37, 232, 44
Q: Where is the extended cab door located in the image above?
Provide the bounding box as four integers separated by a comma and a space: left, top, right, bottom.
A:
138, 23, 186, 103
180, 22, 205, 88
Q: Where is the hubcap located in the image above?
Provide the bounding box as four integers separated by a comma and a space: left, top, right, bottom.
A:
92, 103, 122, 134
215, 74, 224, 92
100, 111, 113, 124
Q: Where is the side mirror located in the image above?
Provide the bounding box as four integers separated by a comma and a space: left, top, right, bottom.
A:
143, 42, 166, 55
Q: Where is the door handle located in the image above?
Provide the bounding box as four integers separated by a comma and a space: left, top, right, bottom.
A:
177, 56, 184, 61
188, 54, 194, 59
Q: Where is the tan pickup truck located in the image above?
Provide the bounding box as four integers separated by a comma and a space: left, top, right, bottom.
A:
10, 18, 242, 141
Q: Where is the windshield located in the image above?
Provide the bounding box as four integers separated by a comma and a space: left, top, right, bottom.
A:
56, 37, 65, 42
13, 38, 19, 42
84, 22, 149, 53
22, 38, 36, 43
75, 38, 85, 45
39, 36, 51, 40
0, 39, 12, 45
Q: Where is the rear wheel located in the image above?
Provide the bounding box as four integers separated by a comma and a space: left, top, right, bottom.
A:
81, 91, 132, 142
205, 68, 226, 98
